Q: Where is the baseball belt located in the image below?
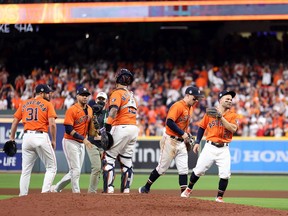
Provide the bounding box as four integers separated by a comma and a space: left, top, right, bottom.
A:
207, 140, 229, 148
170, 136, 184, 142
24, 130, 43, 134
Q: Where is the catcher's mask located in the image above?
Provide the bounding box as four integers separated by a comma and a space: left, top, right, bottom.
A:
115, 68, 134, 86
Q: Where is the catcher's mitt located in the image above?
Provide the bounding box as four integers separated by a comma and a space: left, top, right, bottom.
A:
3, 140, 17, 157
184, 134, 195, 152
100, 128, 114, 151
206, 107, 222, 119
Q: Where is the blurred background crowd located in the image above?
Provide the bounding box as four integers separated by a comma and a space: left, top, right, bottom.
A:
0, 22, 288, 137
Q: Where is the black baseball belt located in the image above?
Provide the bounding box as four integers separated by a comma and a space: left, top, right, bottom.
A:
170, 135, 184, 142
207, 140, 229, 148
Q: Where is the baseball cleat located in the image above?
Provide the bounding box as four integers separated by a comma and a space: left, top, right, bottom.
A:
123, 188, 130, 194
215, 197, 224, 203
107, 186, 114, 194
180, 187, 192, 198
50, 185, 58, 193
138, 186, 149, 194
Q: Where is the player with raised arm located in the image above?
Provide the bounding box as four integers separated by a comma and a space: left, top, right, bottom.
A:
181, 90, 239, 202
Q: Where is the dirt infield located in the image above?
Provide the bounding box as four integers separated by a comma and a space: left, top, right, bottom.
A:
0, 189, 287, 216
1, 188, 288, 198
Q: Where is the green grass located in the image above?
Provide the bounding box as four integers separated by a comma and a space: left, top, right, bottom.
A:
199, 197, 288, 211
1, 173, 288, 191
1, 173, 288, 211
0, 173, 288, 190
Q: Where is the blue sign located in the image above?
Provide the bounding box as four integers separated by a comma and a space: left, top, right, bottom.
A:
0, 122, 66, 151
0, 152, 22, 170
230, 140, 288, 173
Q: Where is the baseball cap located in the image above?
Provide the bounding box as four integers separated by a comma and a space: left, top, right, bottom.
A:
76, 87, 91, 96
185, 86, 204, 97
218, 90, 236, 100
96, 92, 108, 100
35, 84, 53, 93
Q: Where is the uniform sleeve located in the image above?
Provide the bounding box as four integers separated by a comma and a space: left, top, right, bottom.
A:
198, 114, 210, 129
166, 102, 182, 122
64, 108, 75, 126
109, 91, 122, 108
47, 102, 57, 119
14, 104, 23, 120
231, 113, 240, 128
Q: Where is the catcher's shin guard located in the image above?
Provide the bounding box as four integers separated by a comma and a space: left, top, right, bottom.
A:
120, 166, 133, 192
118, 155, 134, 192
102, 161, 115, 193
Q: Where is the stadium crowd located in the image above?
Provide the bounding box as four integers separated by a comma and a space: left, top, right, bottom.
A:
0, 25, 288, 137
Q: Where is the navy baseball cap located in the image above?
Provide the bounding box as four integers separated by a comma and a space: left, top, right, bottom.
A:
185, 86, 204, 97
76, 87, 91, 96
218, 90, 236, 100
35, 84, 53, 93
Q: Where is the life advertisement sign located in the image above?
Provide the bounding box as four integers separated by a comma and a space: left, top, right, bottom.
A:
0, 122, 65, 151
0, 121, 65, 171
0, 122, 23, 171
230, 138, 288, 173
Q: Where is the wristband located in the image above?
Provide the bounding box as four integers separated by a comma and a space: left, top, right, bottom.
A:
73, 132, 84, 141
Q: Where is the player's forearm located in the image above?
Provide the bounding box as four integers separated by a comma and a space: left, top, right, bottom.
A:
220, 117, 237, 133
10, 118, 19, 140
49, 119, 57, 143
108, 107, 118, 120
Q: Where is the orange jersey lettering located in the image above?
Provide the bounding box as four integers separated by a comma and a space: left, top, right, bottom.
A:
108, 89, 137, 125
63, 103, 93, 141
14, 97, 57, 132
165, 100, 193, 137
199, 110, 239, 143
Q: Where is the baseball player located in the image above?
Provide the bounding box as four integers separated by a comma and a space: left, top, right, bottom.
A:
101, 68, 139, 194
139, 86, 204, 194
181, 90, 239, 202
86, 91, 108, 193
51, 87, 93, 193
9, 84, 57, 196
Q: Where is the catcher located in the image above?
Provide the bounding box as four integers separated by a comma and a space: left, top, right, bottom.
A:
139, 86, 204, 194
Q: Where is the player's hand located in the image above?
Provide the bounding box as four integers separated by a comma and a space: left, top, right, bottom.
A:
83, 138, 93, 149
193, 143, 200, 154
182, 132, 189, 140
51, 141, 56, 150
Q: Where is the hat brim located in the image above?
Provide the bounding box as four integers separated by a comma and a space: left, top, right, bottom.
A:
78, 92, 91, 96
219, 91, 236, 99
192, 92, 205, 98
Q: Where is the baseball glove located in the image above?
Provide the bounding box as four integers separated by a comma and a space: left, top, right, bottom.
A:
3, 140, 17, 157
184, 134, 195, 152
100, 128, 114, 151
206, 107, 222, 119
